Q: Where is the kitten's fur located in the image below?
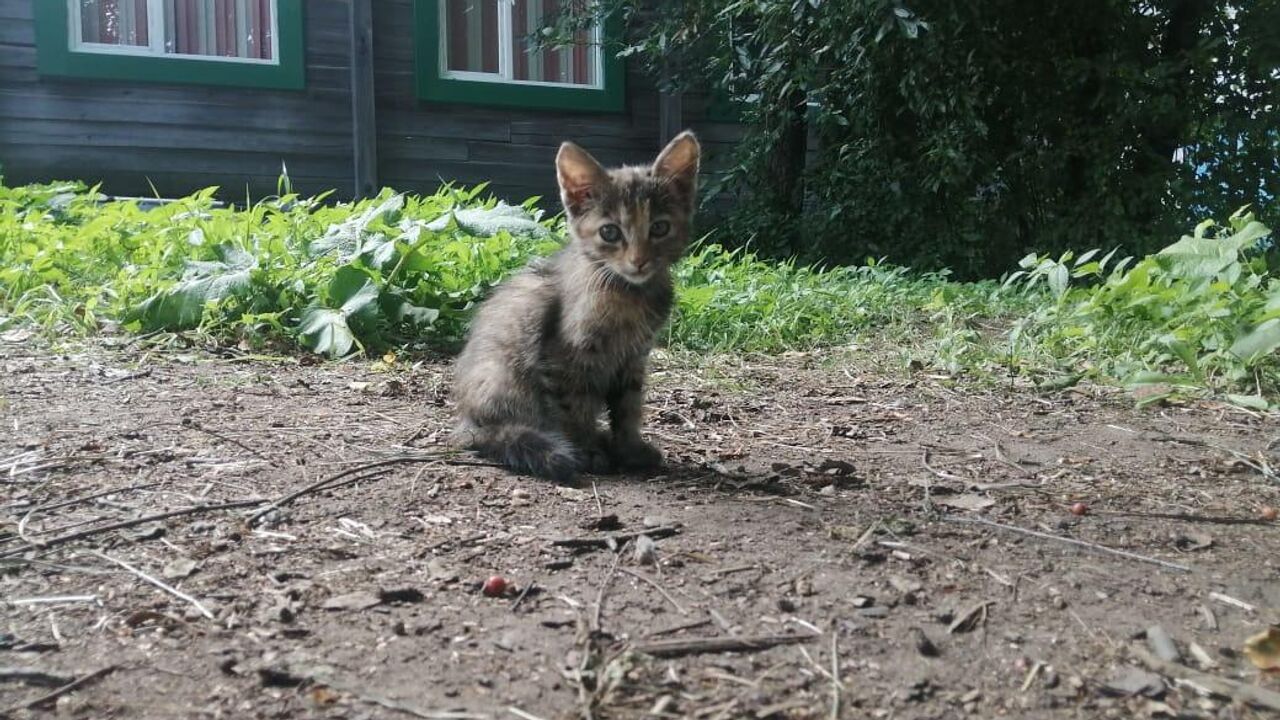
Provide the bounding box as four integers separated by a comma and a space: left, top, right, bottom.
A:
451, 131, 701, 483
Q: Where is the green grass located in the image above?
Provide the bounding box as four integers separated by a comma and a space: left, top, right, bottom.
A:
1, 179, 1277, 407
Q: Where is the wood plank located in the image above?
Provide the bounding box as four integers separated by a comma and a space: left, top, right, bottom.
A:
0, 144, 352, 178
0, 91, 351, 133
350, 0, 378, 198
0, 118, 350, 155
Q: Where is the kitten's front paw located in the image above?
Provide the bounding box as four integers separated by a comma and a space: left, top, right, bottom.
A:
573, 434, 617, 475
581, 445, 617, 475
611, 438, 663, 472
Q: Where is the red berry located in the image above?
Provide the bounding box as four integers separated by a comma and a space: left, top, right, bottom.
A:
482, 575, 508, 597
1070, 502, 1089, 516
1262, 506, 1278, 522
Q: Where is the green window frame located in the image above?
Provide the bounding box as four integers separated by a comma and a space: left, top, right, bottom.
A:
414, 0, 624, 113
34, 0, 305, 90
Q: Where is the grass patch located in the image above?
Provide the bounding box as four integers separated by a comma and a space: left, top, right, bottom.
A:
1, 180, 1277, 406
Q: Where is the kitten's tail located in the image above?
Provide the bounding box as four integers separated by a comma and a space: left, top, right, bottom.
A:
453, 421, 580, 483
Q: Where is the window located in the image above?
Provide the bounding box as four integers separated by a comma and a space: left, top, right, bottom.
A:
416, 0, 624, 112
35, 0, 304, 89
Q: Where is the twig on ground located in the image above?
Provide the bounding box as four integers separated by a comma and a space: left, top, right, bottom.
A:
1208, 591, 1256, 612
9, 595, 99, 606
511, 582, 537, 613
646, 618, 713, 637
248, 454, 452, 525
921, 450, 965, 482
943, 515, 1192, 573
974, 433, 1037, 478
592, 551, 623, 633
6, 481, 164, 517
508, 708, 548, 720
102, 368, 152, 384
0, 499, 266, 558
550, 526, 680, 550
1130, 645, 1280, 712
591, 482, 603, 517
89, 550, 214, 620
619, 567, 687, 615
182, 419, 279, 466
1095, 509, 1276, 526
629, 633, 818, 658
829, 631, 841, 720
0, 667, 75, 687
3, 664, 118, 713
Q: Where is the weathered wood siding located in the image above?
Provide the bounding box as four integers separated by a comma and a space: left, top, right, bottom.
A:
0, 0, 684, 208
372, 0, 662, 206
0, 0, 354, 199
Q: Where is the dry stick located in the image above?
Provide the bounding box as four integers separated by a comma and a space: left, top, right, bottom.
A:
647, 617, 713, 638
921, 450, 965, 482
3, 664, 118, 713
630, 633, 819, 659
510, 581, 537, 613
5, 481, 165, 518
1094, 509, 1276, 526
944, 516, 1192, 573
247, 454, 451, 526
90, 550, 214, 620
618, 567, 687, 615
182, 420, 278, 467
0, 499, 266, 559
550, 526, 680, 550
829, 632, 840, 720
1130, 645, 1280, 712
592, 550, 624, 632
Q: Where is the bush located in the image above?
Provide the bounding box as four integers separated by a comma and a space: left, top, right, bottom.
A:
1, 179, 1276, 405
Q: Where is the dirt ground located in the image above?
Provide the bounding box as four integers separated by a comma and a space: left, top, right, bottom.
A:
3, 336, 1280, 720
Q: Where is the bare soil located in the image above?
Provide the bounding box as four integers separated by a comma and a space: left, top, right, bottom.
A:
3, 338, 1280, 719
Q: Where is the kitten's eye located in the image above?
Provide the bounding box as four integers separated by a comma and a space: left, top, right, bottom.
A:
599, 224, 623, 243
649, 220, 671, 238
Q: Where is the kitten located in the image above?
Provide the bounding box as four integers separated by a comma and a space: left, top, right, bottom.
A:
451, 131, 701, 483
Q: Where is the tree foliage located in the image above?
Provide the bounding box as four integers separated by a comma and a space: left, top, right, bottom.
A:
554, 0, 1280, 277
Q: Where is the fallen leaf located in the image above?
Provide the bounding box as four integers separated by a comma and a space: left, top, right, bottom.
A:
378, 587, 425, 604
1244, 626, 1280, 672
948, 601, 993, 634
309, 685, 342, 705
936, 494, 996, 511
322, 591, 381, 611
1173, 532, 1213, 552
426, 558, 457, 583
1103, 667, 1165, 698
162, 558, 198, 580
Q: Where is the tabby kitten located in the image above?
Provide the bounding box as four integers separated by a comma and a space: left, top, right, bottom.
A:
451, 131, 701, 483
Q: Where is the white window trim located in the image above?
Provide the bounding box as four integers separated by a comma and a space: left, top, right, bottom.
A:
438, 0, 604, 90
66, 0, 281, 66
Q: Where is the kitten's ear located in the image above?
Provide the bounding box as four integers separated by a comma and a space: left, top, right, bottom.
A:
652, 130, 701, 200
556, 141, 607, 215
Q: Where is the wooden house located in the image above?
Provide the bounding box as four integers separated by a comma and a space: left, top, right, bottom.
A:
0, 0, 741, 205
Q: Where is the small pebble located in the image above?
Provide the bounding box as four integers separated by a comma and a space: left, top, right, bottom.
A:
633, 534, 658, 566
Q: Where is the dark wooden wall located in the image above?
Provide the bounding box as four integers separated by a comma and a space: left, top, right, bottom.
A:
0, 0, 354, 199
371, 0, 662, 206
0, 0, 734, 210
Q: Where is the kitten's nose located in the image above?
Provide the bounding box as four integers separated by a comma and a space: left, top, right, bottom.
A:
633, 258, 651, 273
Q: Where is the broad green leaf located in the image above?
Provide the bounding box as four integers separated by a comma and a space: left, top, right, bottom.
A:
298, 308, 356, 357
1226, 394, 1270, 411
1230, 319, 1280, 361
1048, 264, 1069, 298
425, 202, 550, 238
132, 244, 256, 330
329, 265, 380, 317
